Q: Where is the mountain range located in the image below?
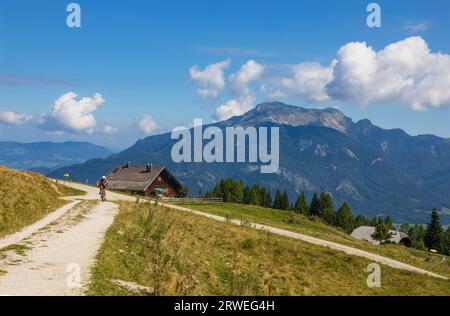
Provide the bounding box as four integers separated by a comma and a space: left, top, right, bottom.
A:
0, 141, 115, 173
47, 102, 450, 224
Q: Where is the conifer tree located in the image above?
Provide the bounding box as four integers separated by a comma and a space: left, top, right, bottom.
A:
231, 179, 244, 203
337, 202, 355, 233
294, 192, 309, 215
273, 190, 282, 209
243, 186, 251, 204
309, 193, 320, 217
424, 209, 444, 252
319, 192, 336, 225
250, 186, 260, 206
384, 215, 394, 230
281, 191, 290, 210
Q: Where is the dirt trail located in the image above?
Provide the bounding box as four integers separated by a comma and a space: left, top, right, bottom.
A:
0, 182, 130, 296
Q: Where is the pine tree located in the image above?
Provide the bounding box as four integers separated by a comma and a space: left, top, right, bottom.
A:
407, 226, 416, 241
400, 223, 410, 234
371, 223, 393, 244
281, 191, 290, 210
337, 202, 355, 233
250, 186, 260, 206
319, 192, 336, 225
444, 226, 450, 256
384, 216, 394, 230
309, 193, 320, 217
231, 179, 244, 203
370, 216, 378, 227
416, 224, 425, 242
243, 186, 251, 204
273, 190, 282, 209
377, 217, 383, 225
424, 209, 444, 252
354, 214, 367, 228
264, 189, 272, 208
212, 183, 223, 198
294, 192, 309, 215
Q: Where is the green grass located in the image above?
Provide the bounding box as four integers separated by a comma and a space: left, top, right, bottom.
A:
0, 166, 85, 238
178, 202, 450, 278
88, 202, 450, 296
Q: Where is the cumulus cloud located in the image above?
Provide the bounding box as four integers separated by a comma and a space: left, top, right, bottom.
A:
137, 115, 158, 135
39, 92, 106, 134
0, 109, 33, 125
189, 59, 230, 98
268, 36, 450, 111
215, 60, 265, 121
228, 60, 264, 96
215, 95, 257, 122
327, 36, 450, 110
192, 37, 450, 119
281, 62, 334, 102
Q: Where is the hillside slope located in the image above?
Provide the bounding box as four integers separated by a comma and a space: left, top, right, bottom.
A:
89, 202, 450, 296
0, 166, 83, 237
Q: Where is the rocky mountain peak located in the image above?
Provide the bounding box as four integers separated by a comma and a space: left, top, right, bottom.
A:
227, 102, 353, 134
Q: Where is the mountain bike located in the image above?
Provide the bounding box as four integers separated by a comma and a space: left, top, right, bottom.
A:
100, 186, 106, 202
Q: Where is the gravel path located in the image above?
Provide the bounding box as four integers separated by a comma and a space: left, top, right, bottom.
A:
0, 189, 121, 295
0, 200, 80, 250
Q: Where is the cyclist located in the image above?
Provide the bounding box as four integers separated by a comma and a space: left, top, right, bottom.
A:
97, 176, 108, 202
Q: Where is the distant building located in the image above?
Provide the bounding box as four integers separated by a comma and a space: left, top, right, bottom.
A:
350, 226, 412, 247
106, 163, 183, 198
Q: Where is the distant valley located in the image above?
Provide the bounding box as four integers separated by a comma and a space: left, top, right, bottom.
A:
0, 141, 115, 173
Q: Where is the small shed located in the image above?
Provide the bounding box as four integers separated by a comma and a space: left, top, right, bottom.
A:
106, 163, 183, 198
350, 226, 412, 247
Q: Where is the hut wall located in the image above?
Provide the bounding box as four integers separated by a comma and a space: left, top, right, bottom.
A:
145, 175, 178, 197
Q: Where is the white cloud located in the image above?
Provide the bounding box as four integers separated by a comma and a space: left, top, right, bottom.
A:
265, 36, 450, 111
137, 115, 158, 135
192, 37, 450, 119
215, 60, 265, 121
327, 36, 450, 110
215, 95, 256, 121
99, 125, 118, 134
40, 92, 106, 133
281, 62, 334, 102
228, 60, 264, 96
189, 59, 230, 98
0, 109, 33, 125
403, 21, 431, 33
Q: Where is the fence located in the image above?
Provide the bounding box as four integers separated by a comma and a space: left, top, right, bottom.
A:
150, 197, 223, 205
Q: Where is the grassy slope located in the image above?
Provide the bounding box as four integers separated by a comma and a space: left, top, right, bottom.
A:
177, 203, 450, 278
89, 202, 450, 296
0, 166, 84, 238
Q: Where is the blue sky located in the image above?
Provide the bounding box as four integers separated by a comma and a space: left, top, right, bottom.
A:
0, 0, 449, 148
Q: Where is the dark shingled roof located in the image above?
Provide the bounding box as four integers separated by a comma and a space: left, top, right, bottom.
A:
106, 165, 176, 192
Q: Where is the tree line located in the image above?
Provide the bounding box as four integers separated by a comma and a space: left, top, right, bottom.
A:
398, 210, 450, 255
205, 178, 450, 255
204, 178, 394, 234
